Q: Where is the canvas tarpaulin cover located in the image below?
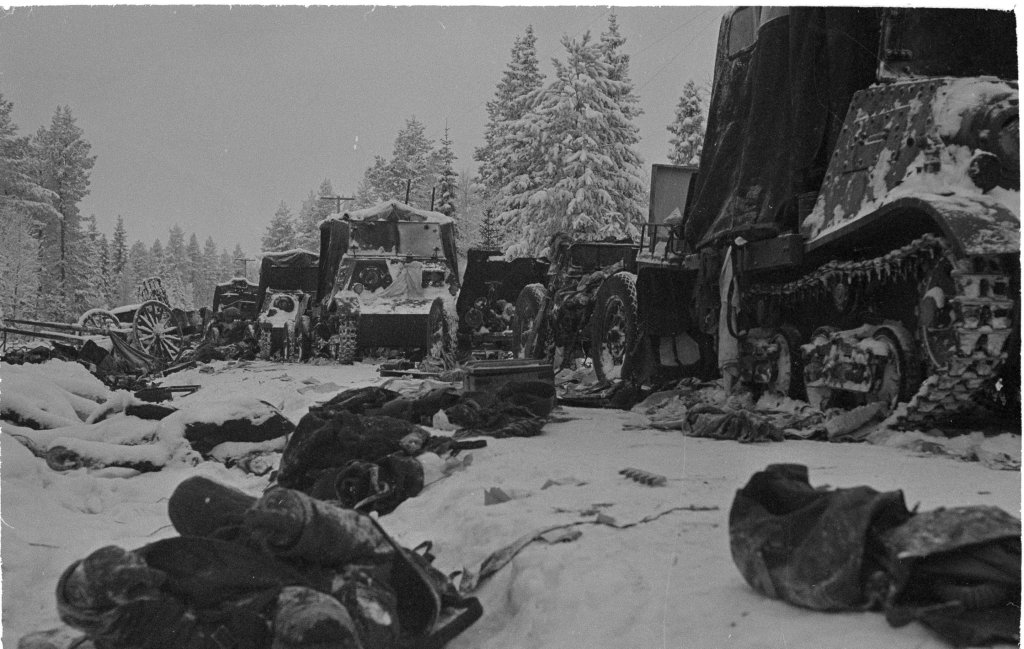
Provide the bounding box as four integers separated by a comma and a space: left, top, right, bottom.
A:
682, 7, 880, 249
256, 249, 319, 312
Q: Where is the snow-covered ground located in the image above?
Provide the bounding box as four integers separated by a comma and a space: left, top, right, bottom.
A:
2, 359, 1019, 648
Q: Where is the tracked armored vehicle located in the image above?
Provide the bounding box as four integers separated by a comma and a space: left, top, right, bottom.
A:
632, 7, 1019, 428
317, 201, 460, 362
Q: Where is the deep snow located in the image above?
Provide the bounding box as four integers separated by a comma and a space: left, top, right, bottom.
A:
1, 359, 1019, 648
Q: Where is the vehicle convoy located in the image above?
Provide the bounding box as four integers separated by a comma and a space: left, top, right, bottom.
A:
509, 235, 640, 381
317, 200, 460, 363
628, 7, 1019, 428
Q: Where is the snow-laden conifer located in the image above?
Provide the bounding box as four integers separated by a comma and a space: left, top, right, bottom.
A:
0, 93, 59, 225
355, 118, 440, 211
0, 208, 42, 320
668, 80, 706, 166
263, 201, 297, 252
500, 33, 645, 258
436, 126, 458, 217
476, 26, 546, 202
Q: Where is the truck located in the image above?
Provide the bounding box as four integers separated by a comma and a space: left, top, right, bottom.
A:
627, 7, 1018, 429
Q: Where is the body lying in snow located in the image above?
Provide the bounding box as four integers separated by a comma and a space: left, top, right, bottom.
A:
20, 476, 480, 649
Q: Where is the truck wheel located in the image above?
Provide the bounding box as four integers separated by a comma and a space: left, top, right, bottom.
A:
591, 272, 638, 382
512, 284, 549, 359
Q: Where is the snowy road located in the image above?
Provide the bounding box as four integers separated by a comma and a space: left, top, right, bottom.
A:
2, 359, 1019, 648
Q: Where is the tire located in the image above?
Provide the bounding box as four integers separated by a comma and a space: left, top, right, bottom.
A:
591, 272, 638, 383
512, 284, 549, 360
768, 324, 805, 400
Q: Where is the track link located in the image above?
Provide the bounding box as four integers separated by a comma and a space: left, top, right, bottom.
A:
748, 234, 1017, 429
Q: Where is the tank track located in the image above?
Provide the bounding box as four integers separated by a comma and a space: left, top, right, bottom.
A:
747, 233, 1016, 429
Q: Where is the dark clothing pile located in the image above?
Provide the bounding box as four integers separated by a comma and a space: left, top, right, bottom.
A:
48, 476, 480, 649
729, 464, 1020, 646
445, 381, 556, 438
274, 381, 554, 515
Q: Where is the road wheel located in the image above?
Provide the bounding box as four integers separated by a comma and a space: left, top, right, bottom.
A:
766, 324, 805, 400
512, 284, 549, 359
872, 323, 921, 410
591, 272, 638, 382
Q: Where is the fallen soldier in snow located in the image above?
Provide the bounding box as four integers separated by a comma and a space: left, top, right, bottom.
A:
20, 476, 481, 649
444, 380, 556, 439
275, 390, 481, 515
730, 464, 1021, 647
3, 361, 293, 474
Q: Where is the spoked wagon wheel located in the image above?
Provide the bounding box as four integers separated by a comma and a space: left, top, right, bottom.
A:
77, 308, 122, 334
132, 300, 184, 362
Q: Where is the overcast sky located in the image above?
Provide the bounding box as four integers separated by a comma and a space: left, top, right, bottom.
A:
1, 5, 724, 254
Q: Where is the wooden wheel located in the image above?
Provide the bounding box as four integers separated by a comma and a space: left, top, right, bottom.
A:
78, 308, 123, 334
132, 300, 184, 361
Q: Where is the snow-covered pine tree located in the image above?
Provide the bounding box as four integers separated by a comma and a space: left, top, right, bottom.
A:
218, 248, 235, 282
354, 118, 441, 210
1, 94, 60, 230
150, 239, 165, 281
479, 208, 503, 249
598, 14, 646, 226
668, 80, 705, 166
353, 157, 389, 208
186, 233, 204, 307
455, 169, 486, 251
476, 26, 546, 203
0, 207, 42, 320
110, 216, 128, 276
124, 241, 150, 303
263, 201, 297, 252
32, 105, 96, 320
200, 236, 220, 305
165, 225, 188, 280
77, 215, 110, 309
294, 180, 335, 250
436, 126, 458, 217
501, 33, 646, 258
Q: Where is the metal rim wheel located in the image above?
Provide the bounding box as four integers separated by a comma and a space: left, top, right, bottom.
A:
871, 324, 921, 410
918, 255, 958, 371
766, 325, 805, 399
805, 326, 837, 410
512, 284, 549, 360
132, 300, 184, 362
78, 308, 122, 333
591, 273, 638, 383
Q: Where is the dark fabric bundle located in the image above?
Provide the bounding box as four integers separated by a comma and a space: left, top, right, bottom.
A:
729, 464, 1021, 646
276, 410, 420, 493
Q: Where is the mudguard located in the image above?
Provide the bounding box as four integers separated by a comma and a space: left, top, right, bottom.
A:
807, 195, 1020, 257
